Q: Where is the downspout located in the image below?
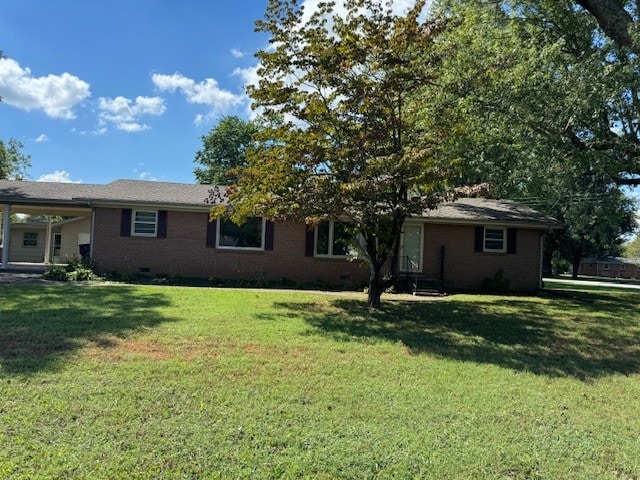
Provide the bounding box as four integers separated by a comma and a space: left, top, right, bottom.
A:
539, 231, 544, 290
1, 204, 11, 269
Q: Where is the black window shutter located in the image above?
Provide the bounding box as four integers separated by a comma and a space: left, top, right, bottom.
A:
305, 227, 315, 257
474, 226, 484, 253
507, 228, 517, 254
206, 217, 217, 248
120, 209, 132, 237
157, 211, 168, 238
265, 221, 274, 250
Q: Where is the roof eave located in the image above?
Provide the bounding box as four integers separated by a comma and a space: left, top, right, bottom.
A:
416, 217, 563, 230
88, 199, 216, 211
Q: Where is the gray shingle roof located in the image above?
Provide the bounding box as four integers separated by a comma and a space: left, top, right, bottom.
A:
76, 180, 219, 208
0, 179, 222, 209
0, 179, 559, 227
0, 180, 101, 205
421, 198, 560, 228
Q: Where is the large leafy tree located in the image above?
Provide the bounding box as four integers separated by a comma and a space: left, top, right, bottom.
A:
194, 116, 258, 185
433, 0, 640, 188
0, 138, 31, 180
429, 0, 638, 272
542, 176, 636, 278
221, 0, 454, 308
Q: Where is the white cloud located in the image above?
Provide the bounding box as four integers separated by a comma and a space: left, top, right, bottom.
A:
35, 134, 49, 143
137, 170, 157, 181
232, 65, 263, 119
37, 170, 82, 183
0, 57, 90, 119
152, 72, 245, 119
98, 95, 166, 132
133, 163, 157, 181
231, 48, 246, 58
233, 65, 260, 90
194, 114, 205, 126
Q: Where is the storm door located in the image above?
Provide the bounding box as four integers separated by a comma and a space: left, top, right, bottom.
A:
399, 224, 423, 272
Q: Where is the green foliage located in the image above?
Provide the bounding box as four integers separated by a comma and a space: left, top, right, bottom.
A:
431, 1, 638, 274
481, 268, 511, 293
21, 214, 66, 223
194, 116, 258, 185
1, 285, 640, 477
0, 138, 31, 180
43, 255, 95, 282
167, 274, 186, 286
102, 270, 140, 283
42, 266, 69, 282
228, 0, 456, 308
622, 235, 640, 259
433, 0, 640, 188
547, 180, 636, 276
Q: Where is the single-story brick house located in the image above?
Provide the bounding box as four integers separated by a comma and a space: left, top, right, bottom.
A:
0, 179, 560, 292
579, 257, 640, 279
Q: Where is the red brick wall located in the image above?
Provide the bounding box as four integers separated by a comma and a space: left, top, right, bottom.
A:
422, 224, 542, 292
92, 208, 544, 291
91, 208, 369, 285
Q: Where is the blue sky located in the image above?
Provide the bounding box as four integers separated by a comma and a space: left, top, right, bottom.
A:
0, 1, 271, 184
0, 0, 638, 221
0, 0, 416, 185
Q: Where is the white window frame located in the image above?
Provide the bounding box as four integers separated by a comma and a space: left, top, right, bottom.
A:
131, 210, 158, 237
23, 231, 38, 247
216, 217, 265, 251
603, 263, 610, 271
315, 220, 351, 258
484, 227, 507, 253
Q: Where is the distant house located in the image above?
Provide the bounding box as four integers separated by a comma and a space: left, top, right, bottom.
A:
579, 257, 640, 280
0, 179, 560, 292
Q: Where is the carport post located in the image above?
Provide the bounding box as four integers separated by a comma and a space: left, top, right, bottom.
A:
43, 215, 52, 264
1, 204, 10, 269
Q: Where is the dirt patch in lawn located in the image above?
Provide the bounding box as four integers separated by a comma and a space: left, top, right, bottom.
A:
84, 337, 174, 362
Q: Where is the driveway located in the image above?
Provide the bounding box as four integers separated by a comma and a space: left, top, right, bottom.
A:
543, 277, 640, 290
0, 271, 52, 285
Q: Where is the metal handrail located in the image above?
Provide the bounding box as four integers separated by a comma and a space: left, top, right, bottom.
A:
396, 255, 420, 294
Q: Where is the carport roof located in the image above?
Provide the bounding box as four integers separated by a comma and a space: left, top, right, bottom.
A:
0, 179, 222, 210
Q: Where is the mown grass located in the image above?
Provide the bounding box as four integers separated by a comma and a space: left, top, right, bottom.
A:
1, 284, 639, 479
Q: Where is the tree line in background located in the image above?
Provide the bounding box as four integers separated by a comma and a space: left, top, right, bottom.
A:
193, 0, 639, 304
0, 139, 30, 181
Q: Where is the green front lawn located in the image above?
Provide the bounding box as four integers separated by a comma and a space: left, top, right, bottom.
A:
1, 284, 639, 479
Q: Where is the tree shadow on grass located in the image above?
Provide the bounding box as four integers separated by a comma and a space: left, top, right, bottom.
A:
270, 290, 640, 381
0, 285, 176, 375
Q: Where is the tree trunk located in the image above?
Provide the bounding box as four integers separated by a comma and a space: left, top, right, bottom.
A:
367, 263, 384, 309
571, 252, 582, 279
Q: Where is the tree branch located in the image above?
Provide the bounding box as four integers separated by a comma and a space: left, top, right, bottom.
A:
575, 0, 637, 51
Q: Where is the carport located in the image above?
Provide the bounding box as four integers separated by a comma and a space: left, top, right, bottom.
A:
0, 181, 95, 270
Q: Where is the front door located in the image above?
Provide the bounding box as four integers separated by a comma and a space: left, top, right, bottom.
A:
400, 224, 422, 272
52, 233, 62, 259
